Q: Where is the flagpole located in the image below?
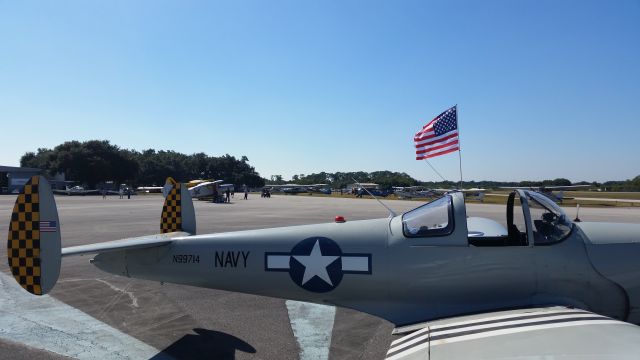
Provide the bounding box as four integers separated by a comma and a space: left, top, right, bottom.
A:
456, 104, 463, 189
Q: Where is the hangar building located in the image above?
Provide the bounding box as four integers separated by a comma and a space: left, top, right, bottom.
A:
0, 165, 42, 194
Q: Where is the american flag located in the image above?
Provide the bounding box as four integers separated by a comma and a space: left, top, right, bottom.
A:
39, 220, 57, 232
414, 106, 459, 160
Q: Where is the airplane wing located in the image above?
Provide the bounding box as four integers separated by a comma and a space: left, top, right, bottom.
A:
500, 185, 591, 191
540, 185, 591, 190
386, 306, 640, 359
52, 189, 69, 195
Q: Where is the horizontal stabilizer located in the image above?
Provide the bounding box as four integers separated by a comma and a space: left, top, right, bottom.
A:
61, 231, 189, 257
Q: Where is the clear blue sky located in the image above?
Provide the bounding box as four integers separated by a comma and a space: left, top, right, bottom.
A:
1, 0, 638, 183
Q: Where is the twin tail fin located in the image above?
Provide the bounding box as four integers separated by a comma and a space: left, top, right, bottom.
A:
6, 176, 60, 295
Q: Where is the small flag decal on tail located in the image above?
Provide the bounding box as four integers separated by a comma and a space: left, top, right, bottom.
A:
39, 221, 57, 232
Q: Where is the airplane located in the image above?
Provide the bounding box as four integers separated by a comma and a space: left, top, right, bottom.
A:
187, 179, 224, 199
7, 176, 640, 358
267, 184, 332, 195
393, 186, 437, 199
186, 179, 218, 188
500, 185, 591, 203
306, 184, 332, 195
135, 186, 163, 193
432, 187, 486, 202
52, 185, 100, 196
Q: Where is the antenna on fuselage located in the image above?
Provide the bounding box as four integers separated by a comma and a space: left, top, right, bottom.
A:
574, 203, 581, 222
351, 178, 397, 218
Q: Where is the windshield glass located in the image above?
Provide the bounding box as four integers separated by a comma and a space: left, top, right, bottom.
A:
525, 191, 573, 245
402, 196, 454, 237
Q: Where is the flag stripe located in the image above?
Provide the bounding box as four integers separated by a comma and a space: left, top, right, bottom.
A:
420, 118, 437, 130
416, 139, 459, 155
415, 133, 459, 148
416, 147, 458, 160
415, 138, 457, 153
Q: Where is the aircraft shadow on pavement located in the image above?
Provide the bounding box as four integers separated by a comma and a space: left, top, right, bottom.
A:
151, 328, 256, 360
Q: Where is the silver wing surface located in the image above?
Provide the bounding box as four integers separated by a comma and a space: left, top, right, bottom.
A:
386, 307, 640, 360
61, 232, 189, 256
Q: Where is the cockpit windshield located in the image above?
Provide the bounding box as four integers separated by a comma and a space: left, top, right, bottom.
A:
402, 196, 454, 237
524, 191, 573, 245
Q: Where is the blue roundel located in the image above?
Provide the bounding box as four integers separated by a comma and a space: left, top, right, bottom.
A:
289, 237, 343, 293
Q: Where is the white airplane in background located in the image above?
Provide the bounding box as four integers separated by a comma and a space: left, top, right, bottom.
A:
188, 180, 224, 199
500, 185, 591, 203
393, 186, 437, 199
52, 186, 100, 196
433, 188, 487, 202
136, 186, 163, 193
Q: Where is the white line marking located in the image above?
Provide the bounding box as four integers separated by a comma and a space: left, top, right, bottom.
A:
388, 333, 428, 355
341, 256, 369, 272
429, 308, 586, 330
387, 321, 627, 359
0, 273, 166, 359
391, 308, 582, 346
286, 300, 335, 360
59, 278, 139, 307
430, 320, 624, 346
388, 313, 606, 355
386, 342, 429, 360
431, 313, 605, 337
267, 255, 290, 269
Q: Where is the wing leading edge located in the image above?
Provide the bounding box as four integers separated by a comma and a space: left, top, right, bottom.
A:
61, 232, 189, 257
387, 307, 640, 360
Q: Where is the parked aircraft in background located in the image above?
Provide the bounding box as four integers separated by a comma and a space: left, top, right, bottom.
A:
267, 184, 331, 195
188, 180, 224, 199
306, 184, 332, 195
186, 179, 218, 188
432, 187, 486, 202
9, 176, 640, 358
393, 186, 436, 199
136, 186, 163, 193
136, 179, 216, 193
500, 185, 591, 203
52, 186, 99, 196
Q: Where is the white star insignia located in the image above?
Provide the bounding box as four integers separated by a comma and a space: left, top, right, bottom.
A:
293, 239, 339, 285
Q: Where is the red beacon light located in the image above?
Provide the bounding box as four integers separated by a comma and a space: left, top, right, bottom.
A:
335, 216, 346, 223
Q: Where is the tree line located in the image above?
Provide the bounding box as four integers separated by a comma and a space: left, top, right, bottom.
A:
20, 140, 265, 188
19, 140, 639, 191
267, 171, 420, 190
268, 172, 640, 192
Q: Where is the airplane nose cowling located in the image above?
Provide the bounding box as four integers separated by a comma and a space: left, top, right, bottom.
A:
92, 251, 128, 277
578, 222, 640, 323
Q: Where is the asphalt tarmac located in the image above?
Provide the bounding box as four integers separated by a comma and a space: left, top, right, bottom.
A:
1, 194, 639, 360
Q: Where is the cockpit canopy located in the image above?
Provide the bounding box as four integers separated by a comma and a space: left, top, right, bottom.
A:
522, 190, 573, 245
402, 195, 454, 237
400, 190, 573, 246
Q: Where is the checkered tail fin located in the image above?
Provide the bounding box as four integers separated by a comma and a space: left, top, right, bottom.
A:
7, 176, 61, 295
160, 177, 196, 235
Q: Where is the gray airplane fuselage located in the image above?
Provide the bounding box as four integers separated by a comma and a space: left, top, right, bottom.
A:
92, 193, 640, 326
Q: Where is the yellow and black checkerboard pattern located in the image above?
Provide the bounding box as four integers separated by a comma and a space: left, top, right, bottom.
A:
161, 182, 182, 233
7, 176, 42, 295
